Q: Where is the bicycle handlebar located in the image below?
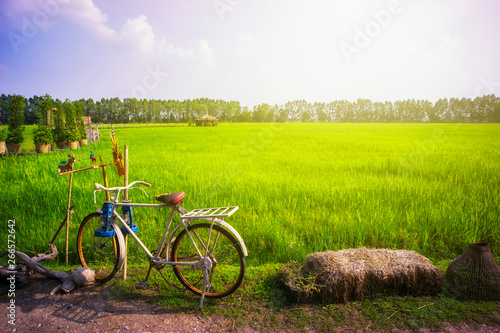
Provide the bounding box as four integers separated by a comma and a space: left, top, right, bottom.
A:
94, 181, 151, 192
93, 181, 151, 203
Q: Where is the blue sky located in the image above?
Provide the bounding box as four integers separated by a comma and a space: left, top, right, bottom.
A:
0, 0, 499, 108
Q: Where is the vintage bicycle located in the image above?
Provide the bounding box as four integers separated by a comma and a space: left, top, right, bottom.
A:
76, 181, 247, 305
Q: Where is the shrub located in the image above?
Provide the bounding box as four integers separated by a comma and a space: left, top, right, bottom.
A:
61, 99, 84, 142
33, 126, 53, 144
66, 127, 81, 142
53, 101, 65, 141
79, 124, 87, 140
74, 100, 87, 139
54, 127, 70, 142
0, 126, 7, 142
6, 95, 25, 144
39, 94, 54, 127
6, 127, 24, 144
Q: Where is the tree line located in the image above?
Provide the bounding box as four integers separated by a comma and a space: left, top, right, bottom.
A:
1, 94, 499, 125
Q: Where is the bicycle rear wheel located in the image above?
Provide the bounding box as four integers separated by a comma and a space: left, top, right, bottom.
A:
77, 212, 124, 283
171, 223, 245, 298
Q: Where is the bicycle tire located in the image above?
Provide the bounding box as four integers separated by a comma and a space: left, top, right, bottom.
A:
77, 212, 125, 283
171, 223, 245, 298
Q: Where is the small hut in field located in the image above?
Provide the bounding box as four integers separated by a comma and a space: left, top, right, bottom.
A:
195, 115, 219, 126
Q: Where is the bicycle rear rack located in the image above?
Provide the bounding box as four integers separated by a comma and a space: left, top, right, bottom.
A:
180, 206, 239, 221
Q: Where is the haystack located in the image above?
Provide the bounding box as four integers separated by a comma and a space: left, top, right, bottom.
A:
279, 248, 443, 303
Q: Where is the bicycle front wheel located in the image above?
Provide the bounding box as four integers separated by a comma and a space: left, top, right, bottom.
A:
77, 212, 124, 283
171, 223, 246, 298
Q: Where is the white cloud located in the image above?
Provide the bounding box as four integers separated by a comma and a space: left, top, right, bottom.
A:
427, 33, 462, 50
2, 0, 212, 60
165, 44, 193, 59
198, 39, 215, 67
60, 0, 116, 39
1, 0, 163, 53
120, 15, 155, 54
239, 32, 254, 41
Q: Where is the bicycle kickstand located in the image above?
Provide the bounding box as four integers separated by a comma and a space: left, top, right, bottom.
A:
199, 269, 211, 307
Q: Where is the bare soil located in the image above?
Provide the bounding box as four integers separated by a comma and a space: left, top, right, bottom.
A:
1, 273, 238, 333
1, 273, 499, 333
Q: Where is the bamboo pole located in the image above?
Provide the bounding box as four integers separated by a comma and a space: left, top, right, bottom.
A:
123, 145, 129, 280
99, 155, 110, 201
124, 146, 129, 201
65, 173, 73, 266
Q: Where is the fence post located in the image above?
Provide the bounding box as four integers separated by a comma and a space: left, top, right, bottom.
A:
122, 145, 129, 279
65, 173, 73, 265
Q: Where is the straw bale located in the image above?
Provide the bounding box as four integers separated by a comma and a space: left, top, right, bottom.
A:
280, 248, 443, 303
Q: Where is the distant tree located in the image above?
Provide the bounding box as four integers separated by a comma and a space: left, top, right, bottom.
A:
491, 102, 500, 123
6, 95, 26, 144
314, 102, 328, 122
266, 104, 279, 122
52, 100, 63, 142
3, 93, 500, 125
38, 94, 54, 126
74, 100, 87, 140
107, 97, 121, 123
84, 98, 96, 120
371, 102, 384, 122
275, 106, 288, 122
253, 103, 269, 122
0, 94, 10, 124
471, 96, 487, 123
33, 94, 54, 145
64, 99, 76, 127
64, 99, 80, 141
238, 106, 252, 122
98, 98, 109, 123
483, 94, 499, 122
26, 95, 41, 125
343, 101, 355, 122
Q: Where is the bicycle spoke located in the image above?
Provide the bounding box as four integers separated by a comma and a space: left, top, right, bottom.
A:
172, 223, 245, 298
77, 213, 122, 283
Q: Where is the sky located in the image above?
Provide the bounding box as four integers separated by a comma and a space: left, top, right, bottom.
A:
0, 0, 499, 109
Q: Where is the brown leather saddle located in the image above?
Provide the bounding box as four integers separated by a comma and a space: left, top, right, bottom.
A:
155, 192, 185, 205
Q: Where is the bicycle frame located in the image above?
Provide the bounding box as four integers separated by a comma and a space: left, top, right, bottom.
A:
106, 201, 208, 268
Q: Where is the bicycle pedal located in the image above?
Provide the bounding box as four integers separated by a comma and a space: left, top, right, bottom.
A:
135, 281, 148, 289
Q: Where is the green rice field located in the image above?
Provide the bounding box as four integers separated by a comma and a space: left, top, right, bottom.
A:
1, 123, 499, 265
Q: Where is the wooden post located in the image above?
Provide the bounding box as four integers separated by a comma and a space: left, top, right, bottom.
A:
65, 173, 73, 266
123, 145, 129, 279
99, 155, 110, 201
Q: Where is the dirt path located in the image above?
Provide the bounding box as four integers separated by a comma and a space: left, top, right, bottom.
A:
2, 274, 499, 333
0, 274, 248, 333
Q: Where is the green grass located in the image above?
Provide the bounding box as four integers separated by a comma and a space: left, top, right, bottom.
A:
1, 124, 499, 331
9, 124, 37, 152
28, 260, 500, 332
0, 123, 499, 265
